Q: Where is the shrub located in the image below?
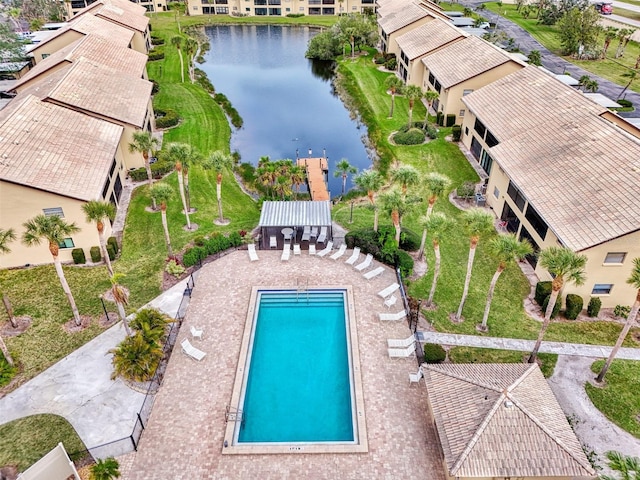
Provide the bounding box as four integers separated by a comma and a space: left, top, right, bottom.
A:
90, 457, 120, 480
193, 235, 206, 247
451, 125, 462, 141
456, 181, 475, 199
286, 12, 304, 17
374, 55, 386, 64
182, 246, 207, 267
587, 297, 602, 317
107, 236, 119, 254
151, 36, 165, 46
106, 244, 116, 261
393, 127, 425, 145
436, 111, 444, 126
445, 114, 456, 127
564, 294, 583, 320
148, 49, 165, 61
90, 246, 102, 263
424, 343, 446, 363
399, 228, 421, 251
71, 248, 86, 264
395, 249, 414, 277
0, 355, 18, 388
384, 58, 397, 71
151, 80, 159, 95
165, 259, 185, 278
228, 231, 243, 247
155, 109, 180, 129
110, 333, 162, 382
534, 281, 552, 305
426, 126, 438, 139
542, 295, 561, 318
617, 99, 633, 108
614, 304, 631, 319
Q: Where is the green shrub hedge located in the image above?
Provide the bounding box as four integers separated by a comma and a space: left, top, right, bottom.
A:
148, 49, 165, 61
107, 244, 116, 261
587, 297, 602, 317
393, 127, 425, 145
445, 114, 456, 127
155, 109, 180, 129
424, 343, 446, 363
564, 293, 583, 320
107, 236, 119, 255
451, 125, 461, 141
344, 226, 414, 276
400, 228, 421, 252
614, 304, 631, 319
182, 232, 243, 267
534, 281, 552, 306
617, 99, 633, 108
71, 248, 86, 264
542, 295, 561, 318
90, 246, 101, 263
129, 160, 174, 182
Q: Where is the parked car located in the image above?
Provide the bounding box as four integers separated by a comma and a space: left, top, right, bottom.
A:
594, 1, 613, 15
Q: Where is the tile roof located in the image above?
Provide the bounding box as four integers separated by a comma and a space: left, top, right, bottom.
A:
75, 0, 147, 17
379, 1, 432, 34
424, 364, 596, 478
462, 66, 640, 250
396, 17, 464, 60
12, 35, 147, 92
70, 0, 149, 33
422, 35, 518, 89
0, 95, 123, 201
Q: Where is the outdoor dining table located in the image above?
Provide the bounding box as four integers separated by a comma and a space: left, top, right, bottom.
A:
281, 227, 294, 241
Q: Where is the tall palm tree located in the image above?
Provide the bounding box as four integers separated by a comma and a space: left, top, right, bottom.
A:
390, 164, 419, 195
290, 165, 306, 199
128, 131, 160, 209
478, 235, 533, 332
178, 145, 202, 213
333, 158, 357, 196
150, 183, 174, 256
417, 172, 451, 259
110, 273, 131, 336
165, 143, 194, 230
528, 246, 587, 362
602, 26, 619, 58
454, 208, 495, 322
0, 228, 16, 366
423, 213, 455, 306
617, 69, 638, 100
203, 150, 233, 224
82, 200, 116, 277
404, 85, 423, 128
184, 36, 198, 83
385, 75, 404, 118
171, 35, 185, 83
354, 169, 384, 231
380, 188, 411, 246
600, 450, 640, 480
596, 257, 640, 383
422, 90, 439, 130
22, 215, 82, 326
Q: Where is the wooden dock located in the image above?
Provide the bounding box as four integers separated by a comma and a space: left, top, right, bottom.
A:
297, 157, 329, 201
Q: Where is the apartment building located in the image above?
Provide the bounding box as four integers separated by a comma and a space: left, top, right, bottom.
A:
378, 1, 435, 56
186, 0, 376, 16
64, 0, 167, 19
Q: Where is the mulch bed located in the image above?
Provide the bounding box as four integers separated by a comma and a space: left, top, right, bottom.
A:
62, 316, 93, 333
0, 317, 32, 337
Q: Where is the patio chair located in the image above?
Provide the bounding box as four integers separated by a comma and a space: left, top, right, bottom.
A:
247, 243, 259, 262
388, 334, 415, 349
181, 339, 206, 361
269, 236, 277, 249
281, 243, 291, 261
309, 244, 316, 255
190, 325, 204, 340
363, 266, 384, 280
345, 247, 360, 265
301, 225, 311, 242
378, 310, 407, 321
330, 244, 347, 261
388, 344, 415, 358
316, 241, 334, 257
310, 226, 318, 239
383, 294, 397, 309
317, 226, 328, 244
378, 282, 400, 299
354, 253, 373, 271
409, 367, 423, 384
293, 244, 301, 255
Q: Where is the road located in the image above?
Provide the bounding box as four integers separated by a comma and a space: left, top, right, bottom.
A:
612, 0, 640, 14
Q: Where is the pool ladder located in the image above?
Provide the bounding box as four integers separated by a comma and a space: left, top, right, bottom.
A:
225, 405, 244, 425
296, 278, 309, 302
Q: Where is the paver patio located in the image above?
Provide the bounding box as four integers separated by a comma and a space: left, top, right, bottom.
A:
125, 250, 445, 480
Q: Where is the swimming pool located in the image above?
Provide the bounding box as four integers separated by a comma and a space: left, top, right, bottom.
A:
223, 286, 367, 454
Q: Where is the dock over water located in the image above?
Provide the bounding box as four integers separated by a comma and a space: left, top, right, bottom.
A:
297, 157, 329, 201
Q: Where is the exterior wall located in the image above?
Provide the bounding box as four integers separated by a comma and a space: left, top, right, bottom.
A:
187, 0, 375, 16
384, 17, 433, 57
130, 30, 151, 54
30, 32, 85, 64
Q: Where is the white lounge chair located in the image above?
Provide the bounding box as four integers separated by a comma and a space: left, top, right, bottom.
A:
247, 244, 259, 262
281, 243, 291, 261
388, 344, 415, 358
269, 236, 277, 249
378, 310, 407, 321
363, 266, 384, 280
301, 226, 311, 242
354, 254, 373, 271
309, 244, 316, 255
310, 226, 318, 239
190, 326, 204, 340
378, 282, 400, 299
330, 244, 347, 260
409, 367, 423, 384
388, 335, 415, 349
383, 294, 397, 309
316, 241, 334, 257
317, 226, 328, 244
345, 247, 360, 265
293, 244, 301, 255
181, 339, 206, 361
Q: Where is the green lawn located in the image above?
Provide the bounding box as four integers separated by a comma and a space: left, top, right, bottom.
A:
449, 347, 557, 377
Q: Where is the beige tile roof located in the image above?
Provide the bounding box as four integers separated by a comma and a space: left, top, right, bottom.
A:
462, 66, 640, 250
75, 0, 147, 17
396, 17, 464, 60
12, 35, 147, 92
379, 1, 431, 34
422, 35, 517, 89
0, 95, 123, 201
424, 364, 596, 478
70, 0, 149, 33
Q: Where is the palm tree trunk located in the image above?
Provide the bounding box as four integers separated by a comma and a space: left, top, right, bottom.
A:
0, 334, 14, 367
342, 174, 347, 195
408, 104, 413, 128
418, 228, 427, 260
373, 207, 379, 232
177, 172, 191, 229
53, 255, 81, 326
145, 151, 157, 210
161, 209, 173, 256
116, 301, 131, 336
178, 49, 184, 83
389, 92, 395, 118
596, 293, 640, 382
184, 169, 191, 212
216, 177, 224, 222
455, 241, 477, 321
528, 288, 560, 362
2, 294, 17, 328
480, 265, 504, 331
99, 231, 114, 277
392, 210, 401, 246
427, 241, 441, 305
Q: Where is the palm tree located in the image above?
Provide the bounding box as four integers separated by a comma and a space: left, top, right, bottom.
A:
0, 228, 16, 366
391, 164, 419, 195
110, 273, 131, 336
615, 28, 634, 59
178, 145, 202, 213
423, 213, 455, 306
82, 200, 116, 276
150, 183, 174, 256
0, 228, 16, 255
90, 457, 121, 480
184, 36, 198, 83
602, 26, 619, 58
579, 75, 592, 92
333, 158, 358, 196
165, 143, 194, 230
417, 172, 451, 259
454, 208, 495, 322
22, 215, 82, 326
599, 451, 640, 480
128, 131, 160, 208
385, 75, 404, 118
171, 35, 185, 83
617, 69, 638, 100
527, 49, 542, 66
478, 235, 533, 332
528, 246, 587, 362
203, 150, 233, 224
130, 308, 172, 345
380, 188, 411, 246
584, 78, 599, 93
404, 85, 423, 128
110, 333, 163, 382
596, 257, 640, 383
354, 169, 384, 231
422, 90, 439, 130
290, 165, 306, 199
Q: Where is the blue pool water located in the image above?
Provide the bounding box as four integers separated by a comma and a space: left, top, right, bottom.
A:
238, 290, 354, 443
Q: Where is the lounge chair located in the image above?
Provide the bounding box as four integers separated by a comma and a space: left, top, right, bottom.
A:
310, 226, 318, 239
378, 310, 407, 321
269, 236, 277, 249
388, 335, 415, 349
293, 244, 301, 255
409, 367, 423, 384
309, 244, 316, 255
345, 247, 360, 265
317, 226, 328, 244
363, 266, 384, 280
388, 344, 415, 358
247, 244, 259, 262
190, 325, 204, 340
383, 294, 397, 309
330, 244, 347, 260
181, 339, 206, 361
316, 241, 334, 257
378, 282, 400, 299
301, 226, 311, 242
281, 243, 291, 261
354, 254, 373, 271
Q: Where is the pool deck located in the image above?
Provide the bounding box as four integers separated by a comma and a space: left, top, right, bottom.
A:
124, 250, 445, 480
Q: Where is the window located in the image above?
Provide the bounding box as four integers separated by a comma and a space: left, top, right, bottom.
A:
470, 137, 482, 160
58, 238, 75, 249
428, 72, 435, 87
43, 207, 64, 217
434, 79, 442, 93
507, 181, 526, 211
459, 109, 465, 117
400, 51, 408, 66
592, 284, 613, 295
269, 7, 281, 13
192, 5, 198, 9
462, 89, 473, 96
42, 53, 50, 59
485, 130, 499, 148
321, 6, 334, 13
255, 6, 267, 13
493, 186, 499, 199
268, 0, 280, 4
604, 252, 626, 264
480, 150, 493, 175
309, 6, 320, 13
216, 6, 229, 12
524, 204, 548, 240
473, 118, 486, 139
299, 6, 304, 9
464, 126, 469, 136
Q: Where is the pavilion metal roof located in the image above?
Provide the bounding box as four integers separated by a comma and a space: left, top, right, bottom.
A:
258, 201, 332, 227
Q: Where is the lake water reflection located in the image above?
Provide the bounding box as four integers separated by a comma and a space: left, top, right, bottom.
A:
200, 24, 373, 197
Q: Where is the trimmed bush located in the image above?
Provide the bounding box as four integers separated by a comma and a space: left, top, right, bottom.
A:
228, 231, 243, 247
71, 248, 86, 264
542, 295, 561, 318
204, 235, 230, 255
193, 235, 206, 247
426, 126, 438, 139
106, 244, 116, 261
445, 114, 456, 127
399, 228, 421, 251
436, 111, 444, 126
587, 297, 602, 317
90, 246, 102, 263
148, 50, 165, 61
617, 99, 633, 108
165, 259, 185, 277
564, 294, 583, 320
456, 181, 475, 199
151, 36, 165, 45
155, 109, 180, 129
451, 125, 462, 141
393, 127, 425, 145
424, 343, 446, 363
614, 304, 631, 319
107, 236, 119, 255
384, 58, 397, 71
395, 249, 414, 277
534, 281, 552, 306
151, 80, 159, 95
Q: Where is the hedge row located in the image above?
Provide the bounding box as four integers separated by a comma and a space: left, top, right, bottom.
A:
182, 232, 243, 267
129, 160, 174, 182
344, 226, 416, 277
155, 109, 180, 129
148, 49, 165, 61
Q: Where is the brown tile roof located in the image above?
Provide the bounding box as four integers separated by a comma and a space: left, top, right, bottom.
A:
74, 0, 147, 17
70, 0, 149, 33
15, 57, 152, 128
0, 95, 123, 201
462, 66, 640, 250
12, 35, 147, 92
422, 35, 519, 89
379, 1, 432, 34
396, 17, 464, 60
424, 364, 596, 478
